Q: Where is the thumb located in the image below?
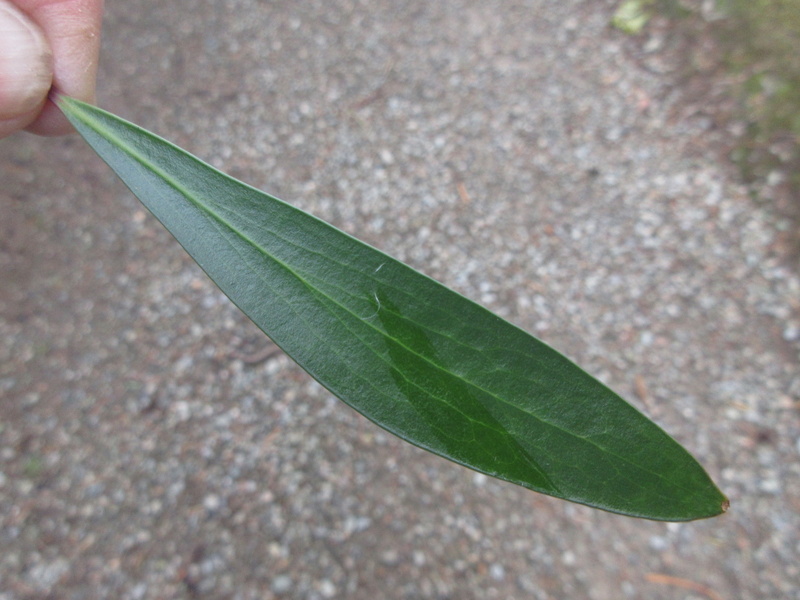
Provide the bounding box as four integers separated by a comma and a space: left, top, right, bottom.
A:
0, 0, 53, 136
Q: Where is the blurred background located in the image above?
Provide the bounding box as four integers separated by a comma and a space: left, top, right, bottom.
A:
1, 0, 798, 598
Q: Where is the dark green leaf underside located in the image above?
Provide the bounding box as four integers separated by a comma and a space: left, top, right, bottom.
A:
57, 95, 727, 521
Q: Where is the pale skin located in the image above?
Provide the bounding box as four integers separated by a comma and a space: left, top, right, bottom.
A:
0, 0, 104, 138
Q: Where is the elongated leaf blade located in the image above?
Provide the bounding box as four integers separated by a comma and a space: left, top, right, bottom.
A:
57, 95, 727, 520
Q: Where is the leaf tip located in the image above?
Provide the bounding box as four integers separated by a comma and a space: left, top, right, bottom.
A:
48, 86, 66, 104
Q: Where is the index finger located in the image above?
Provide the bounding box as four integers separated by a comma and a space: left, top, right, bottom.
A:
18, 0, 104, 135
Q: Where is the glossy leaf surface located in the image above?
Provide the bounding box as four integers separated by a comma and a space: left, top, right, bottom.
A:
57, 95, 727, 520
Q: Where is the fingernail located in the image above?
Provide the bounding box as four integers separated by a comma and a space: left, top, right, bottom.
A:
0, 1, 53, 120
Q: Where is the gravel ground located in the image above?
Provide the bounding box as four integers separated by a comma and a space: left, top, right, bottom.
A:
2, 1, 799, 598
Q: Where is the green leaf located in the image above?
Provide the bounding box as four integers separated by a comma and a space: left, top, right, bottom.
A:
56, 95, 728, 521
612, 0, 654, 34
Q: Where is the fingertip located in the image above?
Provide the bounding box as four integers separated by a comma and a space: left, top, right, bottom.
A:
13, 0, 105, 136
0, 1, 53, 122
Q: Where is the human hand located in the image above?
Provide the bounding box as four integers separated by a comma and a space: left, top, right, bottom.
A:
0, 0, 104, 138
